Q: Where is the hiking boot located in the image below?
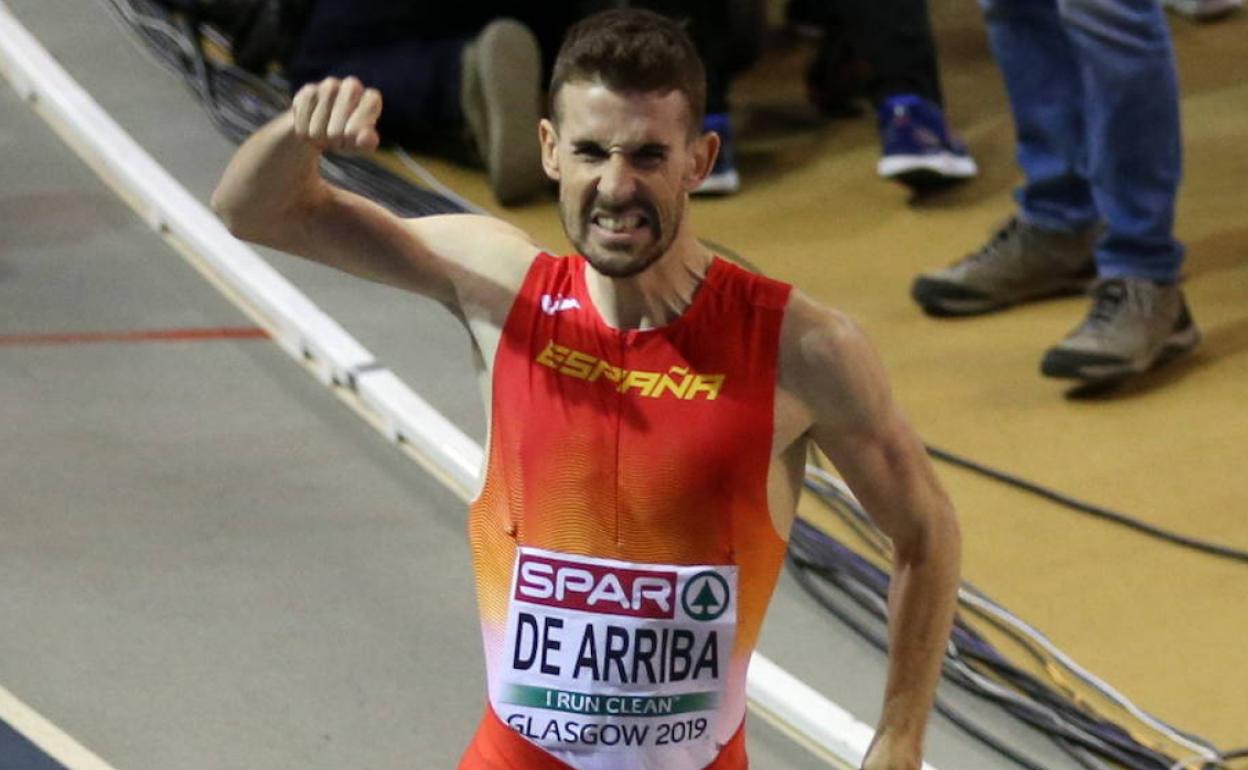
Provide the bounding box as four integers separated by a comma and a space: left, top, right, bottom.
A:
1041, 278, 1201, 381
877, 94, 977, 190
911, 216, 1097, 316
461, 19, 546, 205
695, 112, 741, 195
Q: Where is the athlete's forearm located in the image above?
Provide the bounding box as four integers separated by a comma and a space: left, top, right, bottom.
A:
211, 111, 325, 244
869, 500, 961, 767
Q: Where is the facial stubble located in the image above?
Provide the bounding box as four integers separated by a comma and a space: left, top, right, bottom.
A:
561, 186, 684, 279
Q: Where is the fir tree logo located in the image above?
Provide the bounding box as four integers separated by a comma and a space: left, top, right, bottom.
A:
682, 572, 730, 621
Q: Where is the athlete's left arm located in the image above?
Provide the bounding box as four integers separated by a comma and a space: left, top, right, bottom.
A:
781, 292, 961, 770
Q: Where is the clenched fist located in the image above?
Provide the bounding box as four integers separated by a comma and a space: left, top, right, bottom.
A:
291, 76, 382, 154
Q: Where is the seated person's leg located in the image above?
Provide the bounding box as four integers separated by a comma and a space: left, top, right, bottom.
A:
288, 17, 547, 206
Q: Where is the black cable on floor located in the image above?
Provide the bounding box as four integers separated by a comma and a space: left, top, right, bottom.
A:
787, 560, 1058, 770
785, 550, 1179, 770
788, 553, 1183, 770
926, 444, 1248, 565
785, 508, 1226, 770
796, 483, 1232, 762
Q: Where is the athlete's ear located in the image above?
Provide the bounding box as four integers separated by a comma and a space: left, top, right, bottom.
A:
686, 129, 720, 192
539, 118, 561, 182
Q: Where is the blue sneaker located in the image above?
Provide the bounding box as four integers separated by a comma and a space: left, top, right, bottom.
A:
696, 112, 741, 195
877, 94, 977, 190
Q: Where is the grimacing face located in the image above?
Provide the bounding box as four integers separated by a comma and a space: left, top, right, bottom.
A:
539, 81, 717, 278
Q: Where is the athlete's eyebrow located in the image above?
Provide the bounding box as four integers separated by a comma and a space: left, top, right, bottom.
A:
570, 140, 670, 156
572, 140, 608, 155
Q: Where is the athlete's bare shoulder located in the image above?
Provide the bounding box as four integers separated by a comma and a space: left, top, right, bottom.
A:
778, 288, 894, 442
393, 212, 545, 324
403, 213, 542, 287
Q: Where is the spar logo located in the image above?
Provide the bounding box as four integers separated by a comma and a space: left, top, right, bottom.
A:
681, 571, 730, 621
515, 553, 678, 619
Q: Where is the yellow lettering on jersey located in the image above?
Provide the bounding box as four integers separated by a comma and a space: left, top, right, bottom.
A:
685, 374, 725, 401
588, 360, 623, 384
561, 350, 596, 380
535, 342, 724, 401
618, 370, 660, 397
652, 367, 693, 399
537, 341, 568, 369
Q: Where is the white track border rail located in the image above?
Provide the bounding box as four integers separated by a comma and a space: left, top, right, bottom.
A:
0, 686, 124, 770
0, 5, 937, 769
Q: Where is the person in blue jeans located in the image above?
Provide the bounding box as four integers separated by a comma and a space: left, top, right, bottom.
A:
911, 0, 1201, 385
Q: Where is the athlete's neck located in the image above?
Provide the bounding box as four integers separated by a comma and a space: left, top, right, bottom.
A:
584, 232, 714, 331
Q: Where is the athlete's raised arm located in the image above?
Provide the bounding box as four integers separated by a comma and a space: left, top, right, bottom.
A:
211, 76, 539, 311
781, 291, 961, 770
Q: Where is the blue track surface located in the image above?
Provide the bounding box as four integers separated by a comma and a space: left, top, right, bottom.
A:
0, 720, 64, 770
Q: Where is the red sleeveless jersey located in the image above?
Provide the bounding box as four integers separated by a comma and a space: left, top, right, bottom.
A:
461, 253, 792, 770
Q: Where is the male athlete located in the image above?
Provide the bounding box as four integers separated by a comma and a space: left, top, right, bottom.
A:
212, 9, 961, 770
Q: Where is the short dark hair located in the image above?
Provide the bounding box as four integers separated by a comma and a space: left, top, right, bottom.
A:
549, 8, 707, 136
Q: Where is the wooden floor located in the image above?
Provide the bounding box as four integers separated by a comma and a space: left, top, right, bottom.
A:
412, 2, 1248, 748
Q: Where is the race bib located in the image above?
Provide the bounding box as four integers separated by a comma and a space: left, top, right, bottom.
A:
492, 547, 738, 770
